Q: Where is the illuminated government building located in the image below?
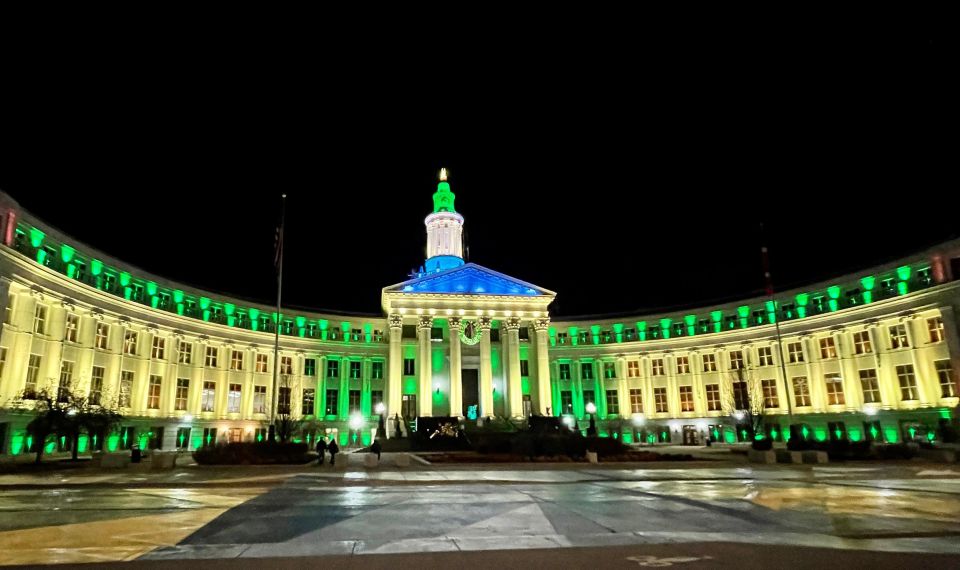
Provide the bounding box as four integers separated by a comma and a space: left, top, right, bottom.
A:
0, 172, 958, 456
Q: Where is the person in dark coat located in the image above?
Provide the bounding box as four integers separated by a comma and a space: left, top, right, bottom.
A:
315, 437, 327, 465
370, 440, 382, 461
328, 439, 339, 465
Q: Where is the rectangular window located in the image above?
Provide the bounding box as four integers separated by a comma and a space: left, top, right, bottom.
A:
350, 361, 362, 379
787, 342, 804, 363
757, 347, 773, 367
629, 388, 643, 413
732, 381, 749, 410
679, 385, 694, 412
278, 387, 291, 414
896, 364, 918, 401
559, 363, 571, 380
761, 379, 779, 408
178, 341, 192, 364
520, 360, 530, 377
853, 331, 872, 355
349, 389, 361, 414
152, 336, 166, 360
89, 365, 104, 406
819, 337, 837, 359
702, 354, 717, 372
859, 369, 881, 404
254, 385, 267, 414
304, 358, 316, 376
371, 361, 384, 379
229, 427, 242, 443
627, 360, 640, 377
205, 346, 218, 367
124, 330, 138, 355
281, 356, 294, 375
676, 356, 690, 374
325, 389, 339, 415
58, 361, 74, 401
147, 375, 162, 409
4, 295, 12, 325
254, 428, 267, 443
936, 360, 956, 398
202, 427, 217, 447
654, 387, 668, 413
302, 388, 315, 416
231, 350, 244, 371
24, 354, 40, 394
825, 374, 845, 405
95, 322, 109, 349
793, 376, 811, 407
119, 371, 133, 408
228, 383, 242, 413
175, 378, 189, 411
928, 317, 945, 343
729, 350, 743, 370
201, 381, 216, 412
889, 324, 909, 349
560, 390, 574, 414
581, 362, 594, 380
603, 362, 616, 379
0, 347, 6, 380
65, 313, 79, 343
651, 358, 664, 376
605, 390, 619, 415
705, 384, 720, 411
329, 359, 341, 378
33, 304, 47, 334
176, 427, 191, 449
256, 353, 268, 373
371, 390, 384, 410
582, 390, 595, 409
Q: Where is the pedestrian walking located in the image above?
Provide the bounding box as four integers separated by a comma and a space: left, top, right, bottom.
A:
370, 440, 382, 462
328, 439, 339, 465
315, 437, 327, 465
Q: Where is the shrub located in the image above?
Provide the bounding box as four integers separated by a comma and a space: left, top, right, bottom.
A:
751, 439, 773, 451
192, 442, 312, 465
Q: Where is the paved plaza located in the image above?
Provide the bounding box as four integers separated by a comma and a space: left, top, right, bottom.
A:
0, 454, 959, 567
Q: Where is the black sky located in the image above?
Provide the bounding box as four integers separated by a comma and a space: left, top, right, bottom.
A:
1, 32, 957, 317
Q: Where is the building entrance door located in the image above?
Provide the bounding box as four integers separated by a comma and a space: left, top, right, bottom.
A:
682, 425, 699, 446
462, 368, 479, 418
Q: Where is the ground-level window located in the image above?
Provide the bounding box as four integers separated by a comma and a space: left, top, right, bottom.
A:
936, 360, 957, 398
629, 388, 642, 413
560, 391, 573, 415
326, 389, 339, 415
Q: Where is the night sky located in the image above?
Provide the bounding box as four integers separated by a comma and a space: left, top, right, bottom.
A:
1, 34, 957, 318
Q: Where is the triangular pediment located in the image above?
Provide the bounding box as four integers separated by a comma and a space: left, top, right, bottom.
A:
383, 263, 555, 297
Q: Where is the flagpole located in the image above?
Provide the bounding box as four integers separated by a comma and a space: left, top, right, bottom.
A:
271, 194, 287, 442
760, 223, 794, 428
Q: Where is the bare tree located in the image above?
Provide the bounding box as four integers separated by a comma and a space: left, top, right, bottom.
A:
13, 380, 123, 463
272, 374, 301, 443
722, 367, 766, 441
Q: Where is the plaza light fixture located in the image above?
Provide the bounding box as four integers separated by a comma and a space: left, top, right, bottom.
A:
631, 414, 645, 426
585, 402, 597, 414
375, 403, 386, 415
183, 414, 193, 423
733, 410, 745, 421
562, 416, 576, 429
864, 407, 878, 416
349, 414, 363, 430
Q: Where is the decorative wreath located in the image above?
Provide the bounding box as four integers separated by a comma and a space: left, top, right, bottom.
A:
459, 319, 483, 345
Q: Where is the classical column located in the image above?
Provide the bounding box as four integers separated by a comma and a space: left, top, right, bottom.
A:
505, 317, 523, 417
478, 316, 494, 417
902, 314, 933, 405
448, 317, 463, 417
361, 357, 372, 417
534, 318, 552, 415
616, 355, 628, 419
834, 329, 860, 411
417, 316, 433, 417
387, 314, 403, 427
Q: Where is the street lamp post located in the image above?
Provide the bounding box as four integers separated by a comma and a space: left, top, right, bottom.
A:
585, 402, 597, 436
349, 413, 363, 448
375, 402, 386, 440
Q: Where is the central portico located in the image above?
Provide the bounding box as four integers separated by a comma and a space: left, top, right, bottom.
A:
380, 171, 555, 424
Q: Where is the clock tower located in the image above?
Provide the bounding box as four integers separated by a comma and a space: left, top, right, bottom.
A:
424, 168, 465, 273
